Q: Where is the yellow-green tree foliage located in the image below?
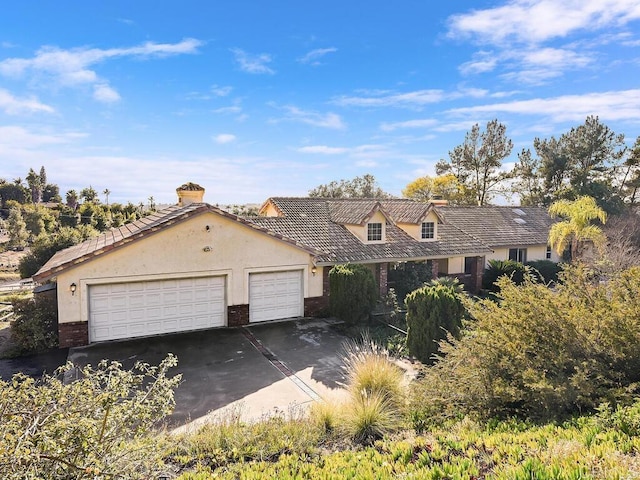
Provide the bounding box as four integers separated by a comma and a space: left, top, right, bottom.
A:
0, 356, 180, 479
402, 174, 472, 205
412, 265, 640, 421
329, 264, 378, 323
405, 284, 465, 363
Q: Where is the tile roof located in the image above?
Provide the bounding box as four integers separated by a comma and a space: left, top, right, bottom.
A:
252, 198, 493, 264
437, 205, 554, 247
33, 203, 321, 282
34, 198, 555, 281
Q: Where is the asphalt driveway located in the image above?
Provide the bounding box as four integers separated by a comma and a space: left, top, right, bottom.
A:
67, 318, 350, 430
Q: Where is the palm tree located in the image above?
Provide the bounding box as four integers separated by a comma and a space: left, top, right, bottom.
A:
103, 188, 111, 207
548, 196, 607, 261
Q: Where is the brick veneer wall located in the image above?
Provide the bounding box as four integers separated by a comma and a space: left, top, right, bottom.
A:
377, 262, 388, 296
59, 322, 88, 348
430, 259, 439, 279
228, 304, 249, 326
304, 296, 329, 317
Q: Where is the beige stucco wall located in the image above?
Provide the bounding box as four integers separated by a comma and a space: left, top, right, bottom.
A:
55, 211, 321, 325
446, 256, 465, 274
396, 211, 439, 241
486, 245, 560, 264
261, 201, 280, 217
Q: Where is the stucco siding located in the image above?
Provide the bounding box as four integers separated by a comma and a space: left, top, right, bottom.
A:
344, 210, 388, 243
397, 211, 439, 241
56, 211, 320, 326
486, 244, 559, 264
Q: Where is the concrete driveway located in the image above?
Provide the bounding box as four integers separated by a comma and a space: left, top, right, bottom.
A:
68, 318, 350, 430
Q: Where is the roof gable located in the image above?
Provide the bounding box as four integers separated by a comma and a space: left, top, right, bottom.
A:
34, 203, 320, 282
328, 200, 394, 225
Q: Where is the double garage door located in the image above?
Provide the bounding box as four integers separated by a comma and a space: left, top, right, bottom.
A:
89, 276, 225, 342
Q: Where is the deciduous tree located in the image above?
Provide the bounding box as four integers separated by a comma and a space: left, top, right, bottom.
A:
402, 174, 469, 204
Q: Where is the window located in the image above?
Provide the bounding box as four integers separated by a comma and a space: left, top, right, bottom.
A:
546, 245, 552, 260
367, 222, 383, 241
464, 256, 476, 274
421, 221, 435, 239
508, 248, 527, 263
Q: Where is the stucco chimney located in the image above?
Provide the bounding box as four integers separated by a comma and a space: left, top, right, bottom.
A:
176, 182, 205, 206
430, 195, 449, 206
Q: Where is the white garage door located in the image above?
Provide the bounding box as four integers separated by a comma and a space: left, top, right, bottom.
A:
249, 270, 303, 323
89, 276, 225, 342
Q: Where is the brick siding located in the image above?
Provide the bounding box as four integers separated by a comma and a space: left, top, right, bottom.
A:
227, 304, 249, 326
58, 321, 88, 348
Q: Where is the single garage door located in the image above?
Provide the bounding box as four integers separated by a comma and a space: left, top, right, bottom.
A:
89, 276, 225, 342
249, 270, 303, 323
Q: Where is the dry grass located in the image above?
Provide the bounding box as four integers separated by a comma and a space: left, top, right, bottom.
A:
342, 334, 405, 405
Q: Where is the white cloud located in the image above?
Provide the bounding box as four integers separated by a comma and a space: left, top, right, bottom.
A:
447, 89, 640, 123
213, 133, 237, 144
459, 51, 499, 75
332, 89, 445, 108
297, 144, 390, 160
93, 83, 121, 103
0, 88, 54, 114
230, 48, 274, 74
380, 119, 438, 131
0, 38, 202, 100
211, 84, 233, 96
298, 145, 349, 154
0, 126, 86, 153
212, 105, 242, 114
298, 47, 337, 65
448, 0, 640, 45
275, 105, 346, 129
450, 1, 640, 84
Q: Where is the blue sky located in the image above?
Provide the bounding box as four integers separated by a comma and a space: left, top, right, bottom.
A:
1, 1, 639, 205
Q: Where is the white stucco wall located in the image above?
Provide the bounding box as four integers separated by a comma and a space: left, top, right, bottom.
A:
55, 211, 322, 325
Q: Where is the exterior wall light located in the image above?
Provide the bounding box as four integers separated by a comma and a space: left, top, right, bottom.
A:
311, 266, 317, 276
70, 283, 77, 295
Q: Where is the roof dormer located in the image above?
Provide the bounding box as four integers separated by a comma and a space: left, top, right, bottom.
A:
395, 205, 442, 241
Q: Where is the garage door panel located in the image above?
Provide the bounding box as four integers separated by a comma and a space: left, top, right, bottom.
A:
249, 270, 303, 323
89, 276, 225, 342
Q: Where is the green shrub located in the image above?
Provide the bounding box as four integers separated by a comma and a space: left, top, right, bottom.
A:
596, 399, 640, 437
388, 261, 433, 305
411, 265, 640, 422
405, 283, 465, 363
10, 294, 58, 354
0, 355, 180, 479
525, 259, 562, 284
329, 264, 378, 323
482, 259, 528, 292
